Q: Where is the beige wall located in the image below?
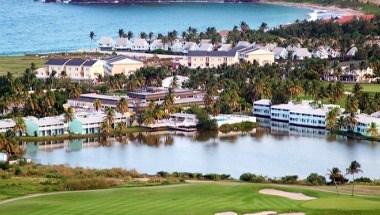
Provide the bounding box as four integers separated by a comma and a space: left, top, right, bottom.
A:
189, 56, 237, 68
109, 62, 144, 76
245, 51, 274, 66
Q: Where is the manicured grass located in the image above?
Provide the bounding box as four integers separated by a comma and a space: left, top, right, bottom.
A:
342, 83, 380, 93
0, 56, 46, 76
0, 182, 380, 215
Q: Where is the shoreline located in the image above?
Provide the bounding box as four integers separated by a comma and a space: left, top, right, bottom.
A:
261, 0, 365, 21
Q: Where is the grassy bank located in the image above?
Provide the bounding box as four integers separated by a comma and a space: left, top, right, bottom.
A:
0, 56, 46, 76
0, 182, 380, 215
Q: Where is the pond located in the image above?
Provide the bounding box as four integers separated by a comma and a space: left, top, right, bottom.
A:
24, 126, 380, 179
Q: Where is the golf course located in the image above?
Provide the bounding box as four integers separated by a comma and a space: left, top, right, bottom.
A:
0, 182, 380, 215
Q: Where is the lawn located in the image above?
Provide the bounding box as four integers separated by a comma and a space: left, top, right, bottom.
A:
0, 182, 379, 215
0, 56, 46, 76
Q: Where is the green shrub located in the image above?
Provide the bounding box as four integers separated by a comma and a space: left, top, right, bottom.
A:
239, 173, 267, 183
64, 177, 120, 191
305, 173, 327, 185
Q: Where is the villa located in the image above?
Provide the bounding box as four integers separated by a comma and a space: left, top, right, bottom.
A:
103, 55, 144, 76
132, 38, 149, 51
115, 38, 133, 51
98, 36, 114, 51
24, 115, 66, 137
150, 39, 169, 51
170, 40, 184, 53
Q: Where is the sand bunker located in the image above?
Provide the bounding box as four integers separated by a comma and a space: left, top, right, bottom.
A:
259, 189, 316, 201
214, 212, 238, 215
243, 212, 305, 215
243, 211, 277, 215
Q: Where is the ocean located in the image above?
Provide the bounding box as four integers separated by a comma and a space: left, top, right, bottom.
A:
0, 0, 311, 55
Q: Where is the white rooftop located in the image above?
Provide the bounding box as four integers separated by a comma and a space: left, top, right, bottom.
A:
0, 119, 15, 128
254, 99, 271, 106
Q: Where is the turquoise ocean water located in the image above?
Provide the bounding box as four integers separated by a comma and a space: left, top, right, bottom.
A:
0, 0, 311, 55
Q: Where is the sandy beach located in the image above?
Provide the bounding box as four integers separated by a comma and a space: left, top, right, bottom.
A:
261, 0, 365, 21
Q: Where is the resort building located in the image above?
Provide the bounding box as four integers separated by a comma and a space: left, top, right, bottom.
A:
67, 88, 205, 112
98, 36, 114, 51
38, 58, 104, 81
0, 119, 16, 133
103, 55, 144, 76
143, 113, 198, 130
238, 46, 275, 65
161, 75, 189, 88
187, 45, 274, 68
353, 113, 380, 136
132, 38, 149, 51
183, 42, 199, 53
115, 38, 133, 51
211, 114, 256, 127
324, 61, 375, 83
67, 93, 124, 111
149, 39, 169, 51
69, 111, 128, 135
252, 99, 271, 117
24, 116, 66, 137
253, 100, 343, 128
273, 47, 288, 60
170, 40, 184, 53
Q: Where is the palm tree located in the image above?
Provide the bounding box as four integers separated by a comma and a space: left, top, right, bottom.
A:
367, 122, 379, 137
115, 122, 127, 136
346, 161, 363, 196
140, 32, 147, 39
101, 107, 115, 135
13, 117, 26, 136
326, 107, 340, 130
327, 167, 341, 196
64, 107, 75, 124
126, 31, 134, 40
0, 133, 23, 161
117, 98, 129, 123
118, 28, 125, 38
89, 31, 96, 50
162, 88, 174, 116
69, 84, 81, 99
93, 99, 102, 112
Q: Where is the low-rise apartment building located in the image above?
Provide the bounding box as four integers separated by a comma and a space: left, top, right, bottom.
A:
104, 55, 144, 76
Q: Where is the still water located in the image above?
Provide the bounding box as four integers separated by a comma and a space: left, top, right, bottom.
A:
0, 1, 311, 55
24, 127, 380, 179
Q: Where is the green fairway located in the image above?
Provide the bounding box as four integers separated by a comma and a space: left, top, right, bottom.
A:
0, 56, 46, 76
0, 183, 379, 215
342, 83, 380, 93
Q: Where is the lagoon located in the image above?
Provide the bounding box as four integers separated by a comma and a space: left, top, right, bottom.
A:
0, 0, 311, 55
24, 127, 380, 179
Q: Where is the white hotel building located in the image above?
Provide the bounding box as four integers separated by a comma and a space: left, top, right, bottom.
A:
253, 100, 343, 128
